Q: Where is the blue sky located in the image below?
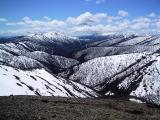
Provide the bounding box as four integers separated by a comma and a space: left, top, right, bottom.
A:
0, 0, 160, 36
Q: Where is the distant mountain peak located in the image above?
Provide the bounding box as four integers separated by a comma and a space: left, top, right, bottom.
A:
26, 31, 77, 40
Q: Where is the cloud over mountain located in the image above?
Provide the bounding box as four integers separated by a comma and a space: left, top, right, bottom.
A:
0, 11, 160, 36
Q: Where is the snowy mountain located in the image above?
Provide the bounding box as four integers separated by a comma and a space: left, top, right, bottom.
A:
27, 32, 78, 42
0, 65, 98, 97
0, 32, 86, 57
0, 32, 82, 72
1, 32, 160, 105
73, 35, 160, 62
60, 53, 160, 105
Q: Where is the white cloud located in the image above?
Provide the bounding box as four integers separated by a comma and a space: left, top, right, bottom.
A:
148, 12, 156, 17
67, 12, 107, 25
67, 12, 93, 25
118, 19, 130, 29
49, 20, 66, 27
131, 17, 151, 30
156, 19, 160, 28
43, 16, 51, 21
0, 18, 7, 22
118, 10, 129, 17
6, 17, 66, 28
1, 11, 160, 36
22, 17, 31, 22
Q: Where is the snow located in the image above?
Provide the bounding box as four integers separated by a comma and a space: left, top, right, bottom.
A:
68, 53, 160, 105
130, 55, 160, 98
0, 49, 13, 63
69, 53, 146, 90
74, 45, 159, 61
129, 98, 144, 104
0, 65, 98, 97
0, 43, 28, 56
10, 56, 44, 70
137, 35, 160, 46
117, 36, 152, 46
1, 33, 160, 105
25, 51, 79, 69
105, 91, 114, 96
27, 31, 78, 43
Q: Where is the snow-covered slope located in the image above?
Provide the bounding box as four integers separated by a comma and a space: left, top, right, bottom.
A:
1, 32, 160, 105
85, 35, 160, 47
25, 51, 79, 73
0, 38, 80, 72
63, 53, 147, 89
61, 53, 160, 105
0, 65, 98, 97
74, 35, 160, 62
0, 49, 44, 70
27, 32, 77, 42
24, 32, 85, 57
0, 31, 86, 57
74, 45, 160, 62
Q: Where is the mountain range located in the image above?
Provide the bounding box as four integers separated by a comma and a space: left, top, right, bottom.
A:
1, 32, 160, 106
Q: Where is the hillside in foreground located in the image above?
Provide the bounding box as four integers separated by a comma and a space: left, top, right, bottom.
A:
0, 96, 160, 120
